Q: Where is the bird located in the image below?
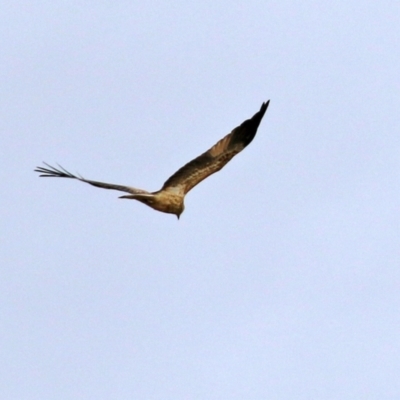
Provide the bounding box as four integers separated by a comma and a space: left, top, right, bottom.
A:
35, 101, 269, 219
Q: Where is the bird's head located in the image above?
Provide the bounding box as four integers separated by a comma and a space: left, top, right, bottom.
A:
176, 203, 185, 220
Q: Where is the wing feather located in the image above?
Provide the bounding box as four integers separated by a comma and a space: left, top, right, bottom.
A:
161, 101, 269, 195
35, 163, 148, 195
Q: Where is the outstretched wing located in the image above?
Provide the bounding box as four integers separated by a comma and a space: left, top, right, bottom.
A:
161, 100, 269, 195
35, 163, 148, 195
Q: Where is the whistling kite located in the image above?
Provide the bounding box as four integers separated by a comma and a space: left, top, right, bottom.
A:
35, 101, 269, 218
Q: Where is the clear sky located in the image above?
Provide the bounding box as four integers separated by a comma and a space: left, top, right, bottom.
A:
1, 1, 399, 399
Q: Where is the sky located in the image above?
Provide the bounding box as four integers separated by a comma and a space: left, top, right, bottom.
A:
1, 1, 399, 399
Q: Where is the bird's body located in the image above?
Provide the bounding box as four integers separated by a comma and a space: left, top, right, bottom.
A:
120, 189, 185, 216
35, 101, 269, 218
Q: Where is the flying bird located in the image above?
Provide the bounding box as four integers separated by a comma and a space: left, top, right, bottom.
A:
35, 101, 269, 218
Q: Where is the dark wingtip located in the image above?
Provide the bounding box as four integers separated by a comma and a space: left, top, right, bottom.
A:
258, 100, 270, 118
249, 100, 270, 128
229, 100, 270, 148
34, 162, 77, 179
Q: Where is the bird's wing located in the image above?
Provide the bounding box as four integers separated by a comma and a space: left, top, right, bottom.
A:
161, 100, 269, 195
35, 163, 149, 195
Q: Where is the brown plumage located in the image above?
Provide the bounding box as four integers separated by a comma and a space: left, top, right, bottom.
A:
35, 101, 269, 218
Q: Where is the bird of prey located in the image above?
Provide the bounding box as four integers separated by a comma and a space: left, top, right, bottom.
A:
35, 101, 269, 218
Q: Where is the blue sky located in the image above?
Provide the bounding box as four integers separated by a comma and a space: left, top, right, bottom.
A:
1, 1, 399, 399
